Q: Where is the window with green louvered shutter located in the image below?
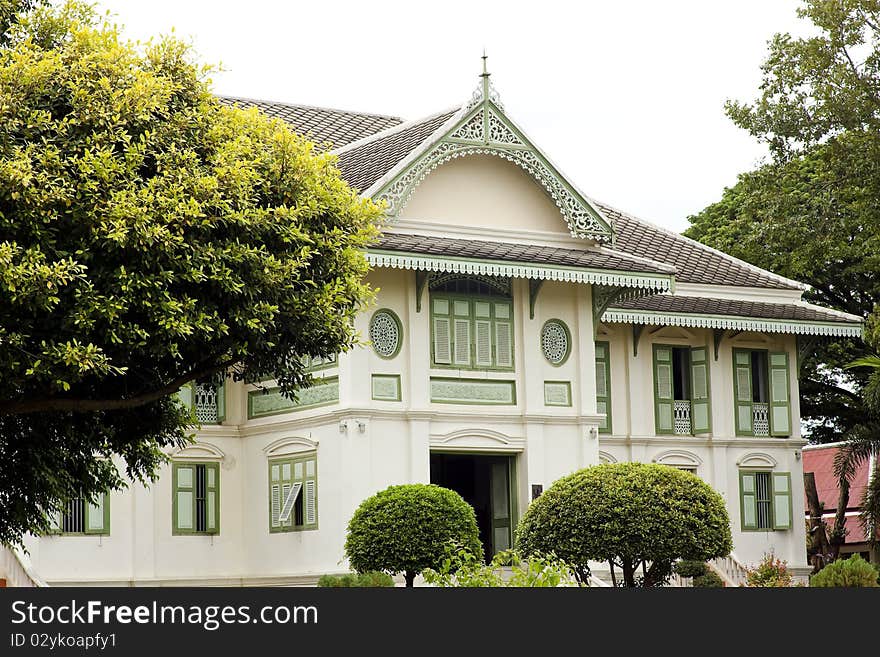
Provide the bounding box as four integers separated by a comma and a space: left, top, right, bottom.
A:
268, 454, 318, 533
690, 346, 711, 434
173, 462, 219, 535
51, 492, 110, 535
769, 352, 791, 436
733, 349, 754, 435
430, 293, 514, 371
595, 341, 611, 433
653, 345, 674, 434
739, 469, 792, 531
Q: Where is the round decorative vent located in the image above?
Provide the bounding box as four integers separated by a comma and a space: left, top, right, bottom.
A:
369, 310, 401, 358
541, 320, 570, 365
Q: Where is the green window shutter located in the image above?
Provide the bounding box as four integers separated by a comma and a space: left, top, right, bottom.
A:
85, 492, 110, 535
772, 472, 792, 530
768, 352, 791, 436
494, 321, 513, 368
304, 456, 317, 527
177, 382, 194, 411
595, 341, 611, 433
173, 464, 195, 534
206, 462, 219, 534
733, 349, 753, 435
740, 471, 758, 530
432, 298, 451, 365
47, 508, 62, 534
475, 320, 492, 366
690, 346, 711, 434
269, 462, 281, 530
216, 380, 226, 423
453, 319, 471, 366
653, 345, 674, 434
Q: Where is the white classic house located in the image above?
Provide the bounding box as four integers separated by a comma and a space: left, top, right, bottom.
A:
20, 65, 863, 586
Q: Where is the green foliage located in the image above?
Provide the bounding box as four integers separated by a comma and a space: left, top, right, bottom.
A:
316, 571, 395, 587
810, 554, 880, 587
746, 553, 796, 587
674, 560, 708, 579
515, 463, 733, 587
344, 484, 482, 587
692, 571, 724, 588
687, 1, 880, 443
423, 548, 579, 587
0, 2, 381, 544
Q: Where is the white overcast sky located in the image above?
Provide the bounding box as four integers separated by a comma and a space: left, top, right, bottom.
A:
96, 0, 810, 233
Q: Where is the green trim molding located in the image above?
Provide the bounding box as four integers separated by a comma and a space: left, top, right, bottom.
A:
248, 377, 340, 419
430, 377, 516, 405
367, 251, 673, 292
371, 374, 402, 402
602, 309, 861, 338
543, 381, 572, 407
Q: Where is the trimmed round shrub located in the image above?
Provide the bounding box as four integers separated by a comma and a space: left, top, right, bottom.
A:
675, 560, 708, 579
516, 463, 732, 586
810, 555, 879, 588
693, 571, 724, 588
345, 484, 482, 587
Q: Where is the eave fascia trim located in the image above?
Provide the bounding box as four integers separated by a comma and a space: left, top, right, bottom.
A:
367, 251, 673, 290
602, 309, 863, 337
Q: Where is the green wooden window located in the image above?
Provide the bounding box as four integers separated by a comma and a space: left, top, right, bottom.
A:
732, 349, 790, 437
595, 341, 612, 433
739, 470, 792, 531
269, 454, 318, 532
653, 344, 711, 435
431, 295, 513, 370
173, 462, 220, 535
49, 493, 110, 535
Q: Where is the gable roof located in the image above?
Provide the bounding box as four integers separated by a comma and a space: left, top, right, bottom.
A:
219, 92, 825, 294
218, 96, 403, 149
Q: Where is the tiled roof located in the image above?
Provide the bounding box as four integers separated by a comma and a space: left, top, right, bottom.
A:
373, 232, 676, 275
596, 202, 803, 291
612, 294, 859, 324
335, 109, 460, 192
218, 96, 403, 149
609, 295, 859, 324
803, 445, 873, 542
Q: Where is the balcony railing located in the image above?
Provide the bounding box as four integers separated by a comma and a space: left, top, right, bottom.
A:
673, 400, 692, 436
194, 383, 220, 424
753, 403, 769, 437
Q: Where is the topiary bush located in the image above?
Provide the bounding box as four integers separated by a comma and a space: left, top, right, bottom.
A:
746, 553, 795, 587
515, 463, 732, 586
317, 571, 395, 587
345, 484, 482, 587
693, 570, 724, 588
810, 555, 879, 588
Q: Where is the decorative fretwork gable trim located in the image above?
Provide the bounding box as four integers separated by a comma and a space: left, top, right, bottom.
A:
366, 251, 672, 292
601, 309, 863, 338
370, 76, 613, 243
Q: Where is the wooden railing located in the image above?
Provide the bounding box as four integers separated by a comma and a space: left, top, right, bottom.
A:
673, 400, 692, 435
708, 553, 749, 587
0, 545, 48, 587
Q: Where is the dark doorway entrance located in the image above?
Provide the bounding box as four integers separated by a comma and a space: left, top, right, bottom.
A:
429, 453, 515, 561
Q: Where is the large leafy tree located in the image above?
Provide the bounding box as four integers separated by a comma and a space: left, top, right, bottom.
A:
686, 0, 880, 442
0, 3, 381, 544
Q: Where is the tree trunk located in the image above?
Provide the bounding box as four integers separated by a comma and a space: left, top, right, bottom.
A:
404, 570, 416, 587
621, 561, 636, 587
609, 561, 617, 587
829, 476, 851, 562
804, 472, 831, 572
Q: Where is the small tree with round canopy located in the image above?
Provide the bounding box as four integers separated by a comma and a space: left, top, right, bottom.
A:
344, 484, 482, 587
516, 463, 733, 587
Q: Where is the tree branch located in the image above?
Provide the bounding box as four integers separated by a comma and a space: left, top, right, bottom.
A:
0, 359, 235, 415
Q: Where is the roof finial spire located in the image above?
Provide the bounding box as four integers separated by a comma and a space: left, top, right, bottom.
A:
480, 49, 490, 102
481, 49, 489, 78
